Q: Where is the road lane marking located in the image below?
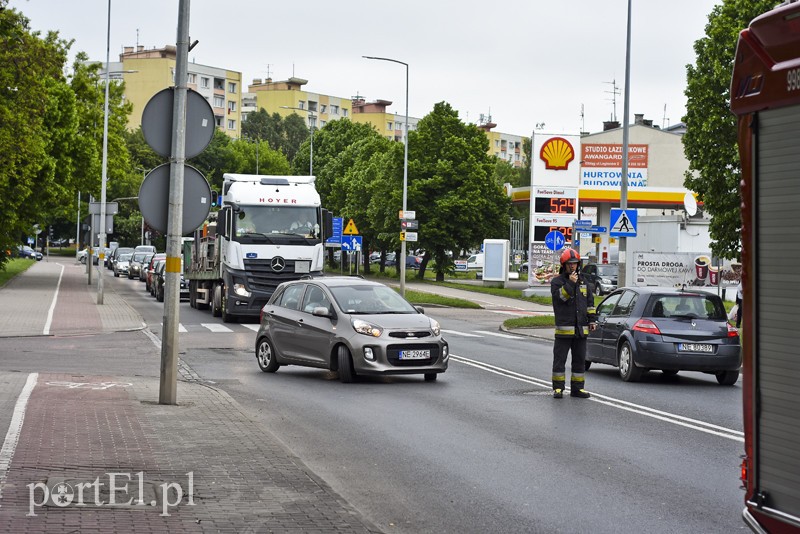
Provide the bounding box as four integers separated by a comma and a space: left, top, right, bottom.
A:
242, 324, 260, 332
43, 264, 65, 335
441, 329, 483, 338
179, 323, 188, 333
474, 330, 522, 339
0, 373, 38, 506
450, 354, 743, 442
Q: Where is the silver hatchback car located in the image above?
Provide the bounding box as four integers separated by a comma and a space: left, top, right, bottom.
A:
255, 277, 449, 382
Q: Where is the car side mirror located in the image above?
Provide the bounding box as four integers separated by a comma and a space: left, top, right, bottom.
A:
312, 306, 332, 318
414, 306, 425, 314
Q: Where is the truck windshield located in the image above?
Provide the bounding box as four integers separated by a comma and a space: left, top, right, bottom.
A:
234, 206, 319, 242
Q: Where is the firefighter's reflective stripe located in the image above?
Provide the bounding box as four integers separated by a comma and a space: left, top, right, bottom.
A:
560, 286, 571, 301
587, 307, 596, 314
552, 374, 566, 382
571, 374, 585, 383
555, 326, 575, 335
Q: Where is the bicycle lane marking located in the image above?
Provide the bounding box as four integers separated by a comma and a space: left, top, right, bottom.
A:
43, 263, 65, 335
0, 373, 38, 507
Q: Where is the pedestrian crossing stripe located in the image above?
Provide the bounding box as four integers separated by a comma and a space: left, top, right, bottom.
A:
609, 208, 637, 237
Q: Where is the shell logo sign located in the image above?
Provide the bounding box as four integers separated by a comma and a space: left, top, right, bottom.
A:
539, 137, 575, 170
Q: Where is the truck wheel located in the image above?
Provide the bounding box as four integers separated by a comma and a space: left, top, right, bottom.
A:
618, 341, 643, 382
716, 370, 739, 385
189, 282, 196, 308
212, 285, 222, 317
337, 346, 357, 383
221, 291, 235, 323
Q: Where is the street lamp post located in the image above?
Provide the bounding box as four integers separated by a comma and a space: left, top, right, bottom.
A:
280, 106, 315, 175
618, 0, 632, 287
363, 55, 409, 296
97, 0, 112, 305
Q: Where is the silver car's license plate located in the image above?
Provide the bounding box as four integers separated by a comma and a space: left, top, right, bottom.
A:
678, 343, 713, 353
399, 349, 430, 360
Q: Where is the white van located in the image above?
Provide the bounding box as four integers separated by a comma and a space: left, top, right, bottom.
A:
466, 253, 484, 271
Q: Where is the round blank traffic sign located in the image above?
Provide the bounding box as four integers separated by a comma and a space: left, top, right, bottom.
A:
138, 164, 211, 235
141, 88, 215, 159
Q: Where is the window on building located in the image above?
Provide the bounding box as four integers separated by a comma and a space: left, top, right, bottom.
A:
320, 104, 327, 113
214, 78, 224, 90
215, 116, 222, 127
308, 101, 317, 112
188, 73, 197, 84
330, 104, 339, 115
213, 96, 224, 108
387, 122, 393, 130
342, 109, 348, 118
201, 77, 210, 89
228, 119, 236, 130
228, 82, 237, 94
320, 120, 327, 128
228, 101, 237, 112
298, 101, 305, 110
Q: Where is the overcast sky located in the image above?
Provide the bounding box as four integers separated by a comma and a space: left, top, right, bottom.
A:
11, 0, 722, 137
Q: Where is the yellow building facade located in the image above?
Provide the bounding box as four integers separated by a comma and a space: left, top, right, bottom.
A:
105, 45, 242, 138
245, 78, 352, 132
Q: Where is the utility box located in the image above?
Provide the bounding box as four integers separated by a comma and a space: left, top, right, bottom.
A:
482, 239, 509, 287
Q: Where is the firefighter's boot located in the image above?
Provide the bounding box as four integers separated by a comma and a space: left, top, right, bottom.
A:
552, 375, 565, 399
570, 380, 590, 398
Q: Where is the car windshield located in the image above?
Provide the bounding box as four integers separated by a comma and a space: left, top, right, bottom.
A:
118, 253, 132, 262
596, 264, 618, 276
329, 284, 418, 314
133, 252, 149, 262
648, 294, 726, 320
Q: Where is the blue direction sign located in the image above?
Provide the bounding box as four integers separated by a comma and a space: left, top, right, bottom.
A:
574, 219, 593, 227
609, 208, 637, 237
326, 217, 344, 245
341, 235, 363, 252
545, 230, 566, 251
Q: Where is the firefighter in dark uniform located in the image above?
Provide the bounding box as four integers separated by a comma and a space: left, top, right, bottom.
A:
550, 248, 597, 399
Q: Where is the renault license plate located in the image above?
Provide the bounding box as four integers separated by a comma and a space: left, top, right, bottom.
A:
678, 343, 713, 353
399, 349, 430, 360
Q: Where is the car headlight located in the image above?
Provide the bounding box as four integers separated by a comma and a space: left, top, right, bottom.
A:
601, 278, 612, 284
430, 318, 441, 336
352, 319, 383, 337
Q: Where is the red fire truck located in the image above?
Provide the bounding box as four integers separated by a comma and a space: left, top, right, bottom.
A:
730, 1, 800, 532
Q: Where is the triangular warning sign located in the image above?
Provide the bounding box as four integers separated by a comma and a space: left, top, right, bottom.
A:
343, 218, 359, 235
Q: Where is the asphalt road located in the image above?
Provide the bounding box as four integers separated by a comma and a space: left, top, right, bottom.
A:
2, 273, 747, 533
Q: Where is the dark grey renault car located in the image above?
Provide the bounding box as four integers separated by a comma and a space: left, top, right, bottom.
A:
586, 287, 741, 385
255, 277, 449, 382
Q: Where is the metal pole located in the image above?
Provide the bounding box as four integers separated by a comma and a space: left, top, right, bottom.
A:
363, 56, 409, 296
160, 0, 190, 405
310, 114, 314, 176
618, 0, 632, 288
75, 191, 81, 260
97, 0, 112, 304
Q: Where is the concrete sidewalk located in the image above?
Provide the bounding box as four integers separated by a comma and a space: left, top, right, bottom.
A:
0, 260, 379, 532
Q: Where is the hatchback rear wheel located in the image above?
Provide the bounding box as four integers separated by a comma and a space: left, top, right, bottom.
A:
618, 341, 643, 382
716, 370, 739, 385
256, 337, 280, 373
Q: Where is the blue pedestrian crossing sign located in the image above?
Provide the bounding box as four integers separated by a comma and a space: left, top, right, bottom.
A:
610, 208, 637, 237
545, 230, 566, 251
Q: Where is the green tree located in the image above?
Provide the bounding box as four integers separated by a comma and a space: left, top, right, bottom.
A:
283, 113, 310, 162
408, 102, 511, 281
683, 0, 774, 260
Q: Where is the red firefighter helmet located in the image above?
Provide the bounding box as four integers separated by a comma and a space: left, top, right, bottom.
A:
559, 248, 581, 265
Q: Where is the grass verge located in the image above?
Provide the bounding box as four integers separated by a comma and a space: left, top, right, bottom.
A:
0, 259, 36, 288
401, 289, 482, 309
503, 315, 555, 329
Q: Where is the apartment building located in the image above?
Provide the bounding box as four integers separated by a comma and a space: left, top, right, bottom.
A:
243, 77, 352, 132
102, 45, 242, 138
349, 97, 420, 142
477, 115, 526, 168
